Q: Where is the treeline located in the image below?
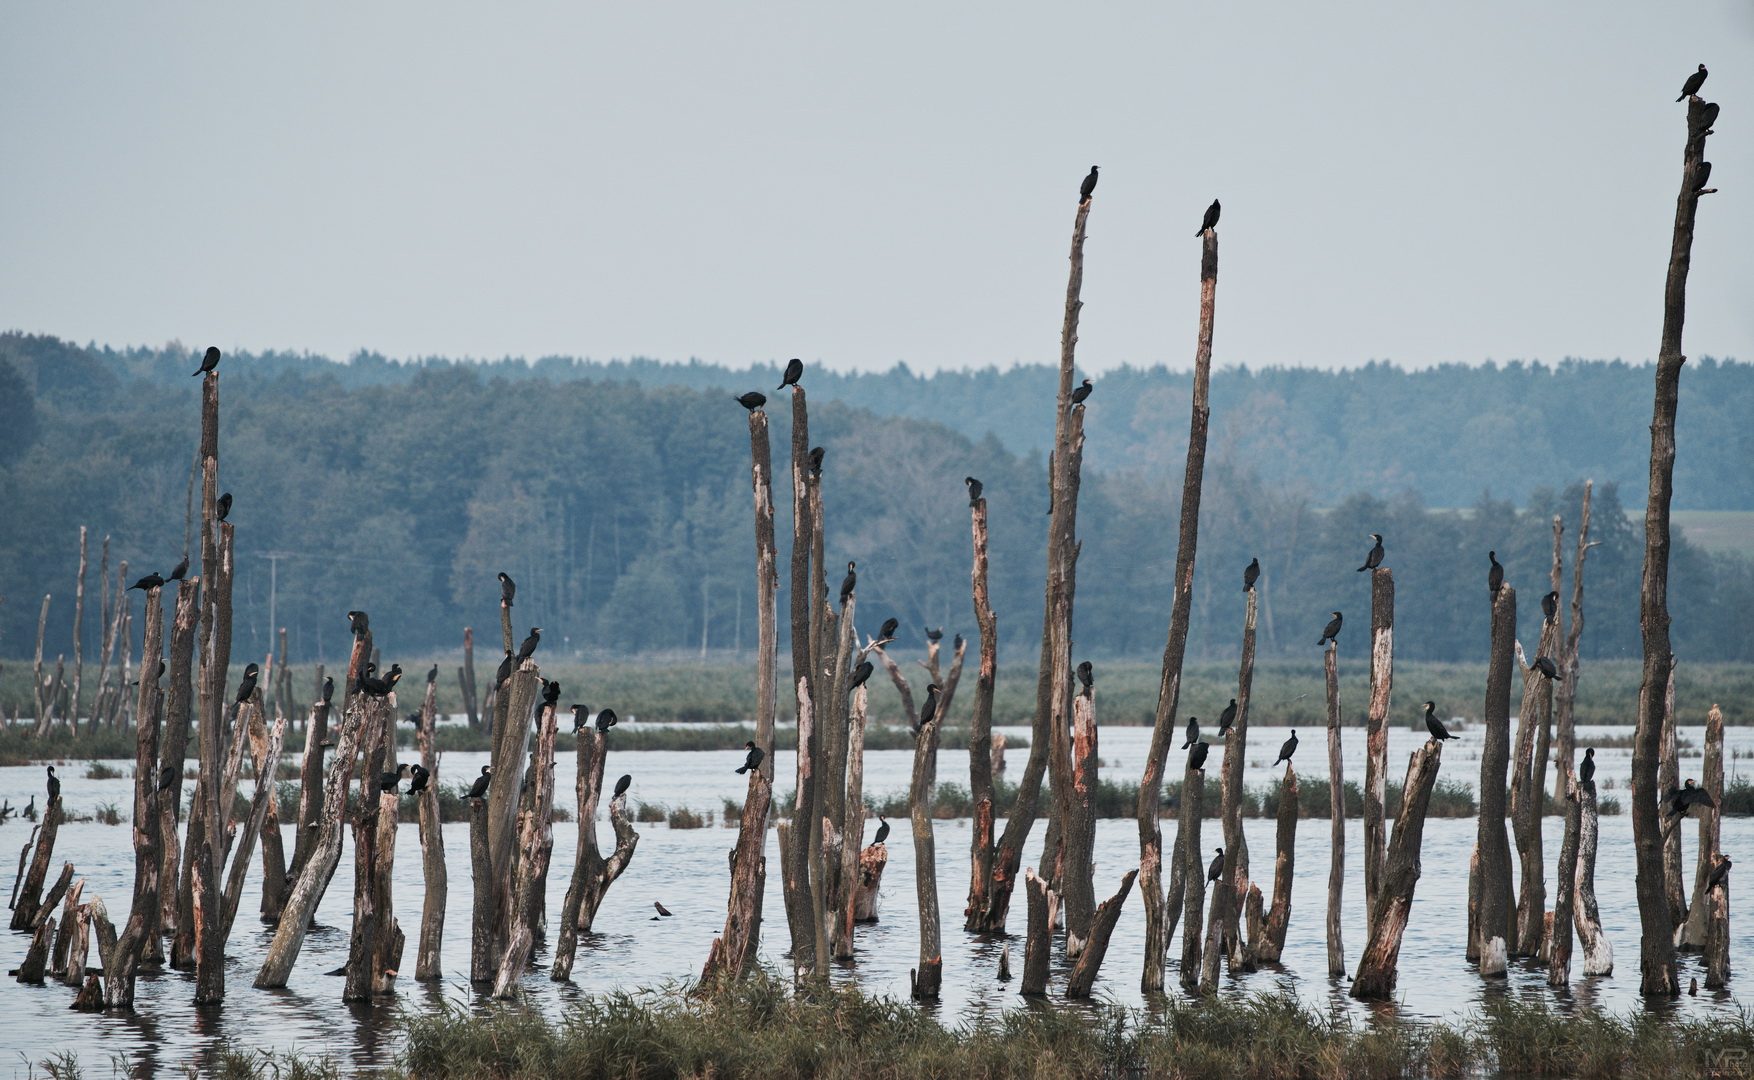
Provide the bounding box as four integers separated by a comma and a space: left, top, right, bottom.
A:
0, 332, 1750, 667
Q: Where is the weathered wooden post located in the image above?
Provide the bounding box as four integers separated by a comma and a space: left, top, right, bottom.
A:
1067, 869, 1137, 999
1549, 766, 1582, 988
1682, 704, 1725, 947
551, 724, 641, 980
494, 692, 558, 997
1178, 763, 1207, 990
1351, 737, 1444, 999
1219, 581, 1258, 971
908, 690, 944, 999
964, 487, 1001, 927
1140, 211, 1218, 994
414, 668, 446, 981
1574, 778, 1613, 976
1631, 83, 1718, 1000
703, 768, 773, 983
1257, 762, 1298, 963
106, 583, 164, 1008
1659, 660, 1687, 935
1475, 584, 1516, 975
1511, 626, 1559, 956
1324, 639, 1346, 977
1553, 481, 1595, 805
1362, 569, 1392, 931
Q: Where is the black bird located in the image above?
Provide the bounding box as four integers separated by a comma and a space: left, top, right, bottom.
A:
499, 571, 516, 607
966, 476, 983, 506
1206, 847, 1224, 883
1542, 591, 1559, 623
1216, 698, 1238, 738
1243, 558, 1259, 592
873, 816, 891, 845
1188, 741, 1210, 772
613, 773, 633, 798
168, 555, 189, 582
216, 493, 232, 522
916, 683, 943, 733
1076, 661, 1094, 692
925, 627, 943, 642
778, 358, 804, 389
1708, 855, 1732, 893
403, 711, 423, 727
192, 346, 221, 376
1580, 747, 1596, 783
383, 664, 403, 694
1693, 161, 1713, 193
322, 676, 334, 704
953, 632, 963, 651
809, 446, 825, 475
736, 742, 764, 774
517, 627, 542, 661
877, 617, 899, 642
358, 664, 400, 697
1079, 165, 1099, 203
426, 663, 439, 685
570, 705, 591, 733
1424, 701, 1460, 741
409, 764, 431, 794
1070, 378, 1094, 406
654, 901, 674, 918
1487, 552, 1504, 594
1679, 64, 1708, 101
47, 765, 61, 801
596, 707, 619, 733
128, 572, 165, 592
1357, 534, 1384, 572
348, 610, 370, 637
467, 766, 492, 800
541, 679, 562, 707
1181, 716, 1200, 750
847, 660, 874, 694
735, 391, 767, 411
235, 663, 260, 703
1668, 779, 1716, 817
1196, 199, 1221, 235
1317, 612, 1343, 647
1695, 101, 1720, 135
839, 561, 856, 605
1273, 730, 1299, 767
377, 763, 410, 794
23, 795, 36, 821
1532, 655, 1561, 681
157, 765, 177, 792
150, 660, 166, 682
495, 651, 515, 687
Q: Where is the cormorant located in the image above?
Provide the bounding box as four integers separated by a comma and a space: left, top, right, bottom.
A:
1243, 558, 1259, 592
1667, 779, 1716, 817
216, 493, 232, 522
349, 610, 370, 637
1696, 101, 1720, 134
877, 617, 899, 642
517, 627, 542, 661
873, 816, 891, 845
152, 660, 166, 681
499, 572, 516, 607
168, 556, 189, 582
158, 765, 178, 792
427, 663, 439, 684
409, 764, 431, 794
1694, 161, 1713, 193
613, 773, 633, 798
1206, 847, 1224, 883
953, 632, 963, 651
847, 660, 874, 693
966, 477, 983, 506
1196, 199, 1221, 235
1216, 698, 1237, 737
1076, 661, 1094, 692
1580, 747, 1596, 783
377, 765, 408, 795
1181, 716, 1200, 750
916, 683, 943, 733
1357, 534, 1384, 572
1487, 552, 1503, 594
735, 391, 767, 411
926, 627, 943, 642
1273, 730, 1299, 767
809, 446, 825, 475
467, 766, 493, 800
1532, 655, 1561, 681
596, 707, 619, 732
1079, 165, 1099, 203
128, 572, 165, 592
495, 651, 515, 687
1708, 855, 1733, 893
839, 561, 856, 605
571, 705, 590, 733
192, 346, 221, 376
1188, 741, 1210, 771
541, 680, 562, 708
1070, 378, 1094, 406
322, 676, 334, 704
235, 663, 260, 703
1542, 591, 1559, 623
736, 742, 764, 774
778, 358, 804, 389
654, 901, 674, 917
1317, 612, 1343, 647
1424, 701, 1460, 741
403, 711, 423, 727
1679, 64, 1708, 101
23, 795, 36, 821
47, 765, 61, 801
358, 664, 401, 697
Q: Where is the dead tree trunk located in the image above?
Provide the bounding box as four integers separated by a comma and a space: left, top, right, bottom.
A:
106, 586, 164, 1008
1475, 585, 1516, 975
150, 579, 198, 963
964, 494, 1001, 928
1549, 767, 1582, 988
1178, 766, 1207, 990
71, 526, 87, 731
1066, 869, 1137, 999
551, 728, 640, 980
469, 797, 492, 982
1219, 585, 1257, 970
10, 800, 62, 930
1258, 763, 1298, 963
1511, 629, 1559, 957
748, 408, 779, 780
343, 694, 391, 1001
779, 383, 821, 979
287, 683, 330, 898
459, 627, 479, 729
1660, 660, 1687, 937
1324, 641, 1345, 977
32, 594, 49, 734
193, 517, 235, 1005
1020, 867, 1053, 995
1363, 569, 1393, 930
1632, 87, 1717, 1000
1682, 704, 1725, 948
832, 681, 869, 959
703, 770, 774, 984
1554, 481, 1595, 806
1703, 853, 1730, 989
1057, 655, 1097, 958
1570, 778, 1614, 976
1351, 738, 1444, 999
494, 694, 558, 998
221, 696, 284, 940
483, 664, 538, 974
1141, 220, 1217, 994
908, 705, 944, 999
414, 671, 446, 981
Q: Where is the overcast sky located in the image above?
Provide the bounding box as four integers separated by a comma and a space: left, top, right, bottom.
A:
2, 2, 1749, 374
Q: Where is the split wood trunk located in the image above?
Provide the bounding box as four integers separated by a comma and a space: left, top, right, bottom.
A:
1362, 569, 1392, 930
1475, 586, 1516, 974
494, 696, 558, 998
10, 798, 62, 929
1020, 867, 1053, 996
748, 408, 779, 782
1324, 641, 1345, 977
965, 495, 1000, 928
1574, 779, 1614, 976
414, 674, 446, 980
1351, 738, 1444, 999
1659, 660, 1688, 941
343, 696, 391, 1002
703, 770, 774, 984
1553, 480, 1594, 806
1179, 766, 1206, 990
1059, 682, 1098, 957
1220, 586, 1257, 963
108, 589, 164, 1008
783, 384, 819, 979
1703, 856, 1730, 989
1258, 763, 1298, 963
1682, 704, 1725, 947
551, 734, 640, 979
1067, 870, 1137, 999
833, 685, 869, 958
468, 797, 493, 982
1511, 621, 1560, 957
908, 708, 943, 999
192, 517, 235, 1005
1549, 768, 1582, 987
852, 841, 888, 922
221, 697, 284, 940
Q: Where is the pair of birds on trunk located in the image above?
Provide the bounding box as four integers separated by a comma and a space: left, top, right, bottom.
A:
376, 762, 431, 795
571, 705, 618, 734
730, 358, 805, 408
1079, 167, 1221, 238
357, 662, 402, 697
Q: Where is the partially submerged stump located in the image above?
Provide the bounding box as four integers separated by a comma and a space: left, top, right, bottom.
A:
1475, 585, 1517, 975
1257, 763, 1298, 964
702, 772, 773, 984
852, 843, 888, 922
10, 798, 63, 930
552, 727, 642, 981
1020, 867, 1053, 996
1574, 779, 1614, 976
1682, 704, 1726, 949
1066, 869, 1137, 999
1351, 738, 1445, 1000
1324, 641, 1346, 977
414, 673, 447, 982
1549, 768, 1582, 988
908, 706, 944, 999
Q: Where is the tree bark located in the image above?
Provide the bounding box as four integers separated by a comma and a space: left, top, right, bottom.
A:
1324, 641, 1346, 977
783, 384, 818, 978
1549, 766, 1582, 988
703, 771, 773, 983
343, 695, 391, 1002
1066, 870, 1137, 999
1220, 585, 1257, 967
1258, 763, 1298, 963
150, 581, 198, 968
748, 408, 779, 783
1475, 586, 1516, 974
485, 664, 538, 970
193, 516, 234, 1005
1363, 570, 1393, 929
107, 588, 164, 1008
414, 672, 446, 981
1703, 854, 1730, 989
963, 486, 999, 926
1682, 704, 1725, 948
468, 797, 493, 982
18, 915, 55, 983
221, 696, 284, 940
494, 694, 558, 998
908, 699, 943, 999
1351, 738, 1444, 999
1511, 628, 1559, 956
10, 800, 62, 930
1058, 667, 1097, 956
1179, 766, 1206, 990
1660, 659, 1687, 940
1554, 481, 1594, 806
1574, 779, 1614, 976
1020, 867, 1053, 996
833, 685, 869, 959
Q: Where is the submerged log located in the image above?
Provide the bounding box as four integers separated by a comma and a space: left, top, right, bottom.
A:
1066, 869, 1137, 999
1351, 738, 1444, 999
1574, 779, 1614, 976
1257, 763, 1298, 963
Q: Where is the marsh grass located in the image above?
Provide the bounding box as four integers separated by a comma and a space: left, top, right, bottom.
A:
82, 760, 125, 780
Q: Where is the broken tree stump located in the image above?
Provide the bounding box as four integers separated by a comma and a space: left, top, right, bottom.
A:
1574, 779, 1614, 976
1066, 869, 1137, 999
1351, 738, 1445, 1000
10, 799, 63, 930
1258, 763, 1298, 963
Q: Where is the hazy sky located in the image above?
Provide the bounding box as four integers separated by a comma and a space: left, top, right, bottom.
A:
2, 3, 1749, 374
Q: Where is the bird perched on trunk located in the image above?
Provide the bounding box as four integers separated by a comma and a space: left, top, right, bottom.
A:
541, 679, 562, 708
1357, 534, 1384, 572
877, 617, 898, 642
378, 763, 410, 794
498, 571, 516, 607
1181, 716, 1199, 750
193, 346, 221, 376
235, 663, 260, 703
1424, 701, 1460, 741
736, 741, 764, 774
1216, 698, 1238, 737
1196, 198, 1221, 235
1693, 161, 1713, 194
839, 561, 857, 605
596, 707, 619, 732
1243, 557, 1259, 592
517, 627, 542, 661
778, 358, 804, 389
965, 476, 983, 506
403, 711, 424, 728
1679, 63, 1708, 101
1317, 611, 1343, 647
808, 446, 825, 476
348, 610, 370, 637
426, 663, 439, 685
571, 705, 590, 733
953, 632, 964, 651
322, 676, 334, 704
217, 493, 232, 522
926, 626, 943, 642
873, 816, 891, 845
735, 391, 767, 411
129, 572, 165, 592
1206, 847, 1225, 883
1070, 378, 1094, 406
46, 765, 61, 801
915, 683, 942, 735
467, 766, 492, 800
1667, 778, 1715, 817
168, 555, 189, 581
1487, 551, 1504, 594
1580, 747, 1596, 783
1076, 661, 1094, 692
613, 773, 633, 798
358, 663, 401, 697
847, 659, 874, 694
495, 650, 514, 688
1542, 591, 1559, 623
1187, 741, 1210, 772
1079, 165, 1099, 203
1531, 654, 1561, 681
158, 766, 178, 792
409, 764, 431, 794
1708, 855, 1732, 892
1273, 730, 1299, 766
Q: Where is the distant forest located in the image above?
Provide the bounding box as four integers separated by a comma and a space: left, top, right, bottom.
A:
1, 332, 1750, 668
